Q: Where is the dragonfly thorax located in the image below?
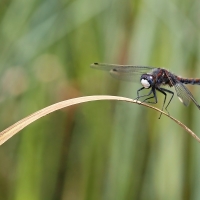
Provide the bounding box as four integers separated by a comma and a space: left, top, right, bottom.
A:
140, 74, 154, 89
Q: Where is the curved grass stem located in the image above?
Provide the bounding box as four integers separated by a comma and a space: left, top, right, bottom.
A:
0, 95, 199, 145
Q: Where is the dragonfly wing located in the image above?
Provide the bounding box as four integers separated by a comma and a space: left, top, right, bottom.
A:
91, 63, 154, 72
173, 82, 191, 106
174, 81, 200, 109
109, 68, 140, 81
91, 63, 155, 82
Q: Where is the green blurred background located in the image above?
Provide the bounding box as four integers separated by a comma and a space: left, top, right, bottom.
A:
1, 0, 200, 199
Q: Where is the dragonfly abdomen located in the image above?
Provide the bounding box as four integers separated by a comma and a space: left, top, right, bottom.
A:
178, 77, 200, 85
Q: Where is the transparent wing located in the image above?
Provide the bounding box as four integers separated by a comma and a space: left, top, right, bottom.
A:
173, 82, 191, 106
91, 63, 155, 82
173, 81, 200, 109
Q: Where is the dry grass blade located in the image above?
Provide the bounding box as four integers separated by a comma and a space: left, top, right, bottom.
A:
0, 95, 199, 145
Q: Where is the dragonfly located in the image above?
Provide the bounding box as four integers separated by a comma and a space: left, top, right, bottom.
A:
91, 62, 200, 118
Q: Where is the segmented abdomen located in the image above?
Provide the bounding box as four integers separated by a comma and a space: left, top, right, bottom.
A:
177, 76, 200, 85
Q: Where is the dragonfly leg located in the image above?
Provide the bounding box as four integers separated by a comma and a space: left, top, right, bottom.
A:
142, 88, 167, 119
134, 87, 153, 101
159, 87, 174, 113
142, 87, 157, 104
156, 88, 167, 118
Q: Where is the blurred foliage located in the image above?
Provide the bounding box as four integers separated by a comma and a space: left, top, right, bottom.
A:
0, 0, 200, 199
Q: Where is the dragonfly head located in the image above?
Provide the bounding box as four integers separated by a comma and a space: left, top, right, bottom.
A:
140, 74, 154, 89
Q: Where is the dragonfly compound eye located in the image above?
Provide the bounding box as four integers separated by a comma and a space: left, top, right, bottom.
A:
141, 78, 151, 88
